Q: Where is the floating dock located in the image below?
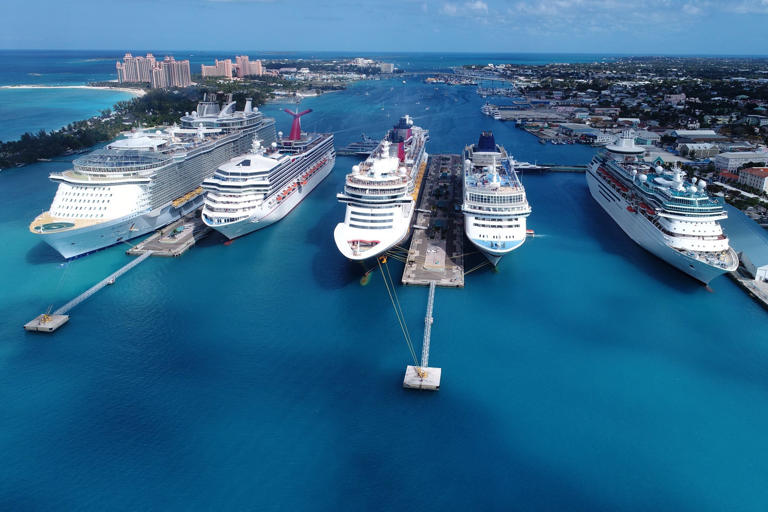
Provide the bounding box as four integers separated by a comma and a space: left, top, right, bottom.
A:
127, 210, 210, 257
401, 155, 464, 287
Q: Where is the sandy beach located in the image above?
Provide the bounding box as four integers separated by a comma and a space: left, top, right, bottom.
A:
0, 84, 146, 97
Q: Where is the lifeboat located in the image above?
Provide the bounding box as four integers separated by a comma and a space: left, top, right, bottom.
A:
627, 206, 636, 213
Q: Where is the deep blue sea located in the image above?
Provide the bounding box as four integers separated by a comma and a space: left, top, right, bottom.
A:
2, 53, 768, 511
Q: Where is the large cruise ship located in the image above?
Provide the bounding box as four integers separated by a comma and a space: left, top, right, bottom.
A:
462, 132, 532, 266
333, 115, 428, 261
586, 131, 738, 284
200, 109, 335, 239
29, 95, 276, 258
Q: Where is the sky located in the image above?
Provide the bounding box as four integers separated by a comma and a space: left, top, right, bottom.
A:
3, 0, 768, 55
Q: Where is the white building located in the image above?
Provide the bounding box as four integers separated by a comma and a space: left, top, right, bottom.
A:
738, 167, 768, 193
714, 151, 768, 171
379, 62, 394, 73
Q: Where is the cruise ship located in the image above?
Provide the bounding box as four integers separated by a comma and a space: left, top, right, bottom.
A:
463, 132, 532, 266
29, 95, 276, 258
333, 115, 428, 261
586, 131, 738, 284
200, 109, 335, 239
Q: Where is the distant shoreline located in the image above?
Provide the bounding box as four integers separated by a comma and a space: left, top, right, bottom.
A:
0, 84, 146, 97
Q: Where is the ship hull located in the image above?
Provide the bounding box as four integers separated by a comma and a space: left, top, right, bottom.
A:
586, 168, 732, 284
209, 156, 334, 240
333, 202, 413, 261
35, 196, 202, 259
464, 213, 527, 266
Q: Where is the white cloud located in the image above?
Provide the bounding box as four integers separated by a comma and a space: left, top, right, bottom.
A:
441, 2, 459, 15
440, 0, 488, 16
466, 0, 488, 12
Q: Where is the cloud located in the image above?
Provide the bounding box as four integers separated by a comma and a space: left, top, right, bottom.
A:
440, 0, 488, 16
466, 0, 488, 12
441, 2, 459, 15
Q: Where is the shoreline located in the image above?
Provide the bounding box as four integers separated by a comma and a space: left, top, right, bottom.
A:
0, 84, 146, 97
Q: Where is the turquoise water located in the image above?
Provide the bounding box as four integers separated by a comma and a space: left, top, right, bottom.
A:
0, 87, 136, 142
0, 49, 620, 143
2, 76, 768, 510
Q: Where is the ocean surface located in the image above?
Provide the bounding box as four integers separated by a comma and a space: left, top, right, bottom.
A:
2, 57, 768, 510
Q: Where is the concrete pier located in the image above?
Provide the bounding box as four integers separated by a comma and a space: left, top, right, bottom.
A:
127, 210, 210, 257
402, 155, 464, 287
24, 314, 69, 333
25, 251, 152, 333
403, 281, 442, 391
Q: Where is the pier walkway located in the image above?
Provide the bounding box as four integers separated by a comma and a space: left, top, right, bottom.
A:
402, 154, 464, 287
54, 251, 152, 316
403, 281, 441, 390
25, 251, 152, 333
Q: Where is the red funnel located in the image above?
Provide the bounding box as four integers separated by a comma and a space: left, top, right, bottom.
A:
283, 108, 312, 140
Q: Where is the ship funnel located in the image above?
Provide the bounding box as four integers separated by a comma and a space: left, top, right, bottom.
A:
397, 141, 405, 162
244, 98, 253, 113
284, 107, 313, 141
477, 131, 496, 152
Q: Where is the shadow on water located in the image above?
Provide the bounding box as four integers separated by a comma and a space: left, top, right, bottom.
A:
11, 318, 697, 512
307, 199, 364, 290
195, 230, 228, 249
578, 183, 703, 294
25, 241, 64, 265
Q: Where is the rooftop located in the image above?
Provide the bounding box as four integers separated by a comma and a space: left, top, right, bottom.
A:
741, 167, 768, 178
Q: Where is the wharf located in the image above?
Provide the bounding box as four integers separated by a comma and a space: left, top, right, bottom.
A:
728, 270, 768, 312
127, 210, 210, 257
401, 154, 464, 287
540, 164, 587, 173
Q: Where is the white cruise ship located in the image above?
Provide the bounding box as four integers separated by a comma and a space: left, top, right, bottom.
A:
586, 131, 738, 284
201, 109, 335, 239
463, 131, 531, 266
29, 95, 276, 258
333, 115, 428, 261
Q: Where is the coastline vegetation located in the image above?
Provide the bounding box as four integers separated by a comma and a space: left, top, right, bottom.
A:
0, 86, 265, 169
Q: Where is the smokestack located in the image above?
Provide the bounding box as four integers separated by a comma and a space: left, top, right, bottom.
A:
283, 108, 313, 141
244, 98, 252, 113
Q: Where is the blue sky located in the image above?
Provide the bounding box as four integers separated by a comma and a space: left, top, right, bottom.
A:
3, 0, 768, 54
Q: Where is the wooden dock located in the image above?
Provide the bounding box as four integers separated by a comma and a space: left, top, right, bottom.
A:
401, 154, 464, 287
